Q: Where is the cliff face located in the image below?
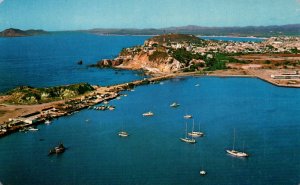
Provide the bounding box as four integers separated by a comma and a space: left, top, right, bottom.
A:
115, 52, 181, 73
92, 34, 206, 74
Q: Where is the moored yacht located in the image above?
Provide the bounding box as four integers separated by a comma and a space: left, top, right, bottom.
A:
180, 122, 196, 144
188, 120, 204, 137
48, 143, 66, 155
28, 127, 39, 131
118, 131, 129, 137
170, 102, 180, 108
184, 114, 192, 119
226, 129, 249, 158
142, 111, 154, 116
200, 170, 206, 176
226, 149, 248, 157
45, 120, 51, 124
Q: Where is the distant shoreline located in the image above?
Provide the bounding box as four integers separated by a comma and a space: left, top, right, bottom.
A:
198, 35, 268, 39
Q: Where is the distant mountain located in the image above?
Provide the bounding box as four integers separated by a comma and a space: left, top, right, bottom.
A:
86, 24, 300, 36
0, 28, 48, 37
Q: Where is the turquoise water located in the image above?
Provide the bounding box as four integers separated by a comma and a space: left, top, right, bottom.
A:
0, 77, 300, 185
0, 33, 150, 93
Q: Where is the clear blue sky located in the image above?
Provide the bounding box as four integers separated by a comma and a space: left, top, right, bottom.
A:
0, 0, 299, 31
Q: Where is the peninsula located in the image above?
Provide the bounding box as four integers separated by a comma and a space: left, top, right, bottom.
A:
92, 33, 300, 87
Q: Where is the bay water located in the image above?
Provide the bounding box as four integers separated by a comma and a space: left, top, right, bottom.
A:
0, 34, 299, 185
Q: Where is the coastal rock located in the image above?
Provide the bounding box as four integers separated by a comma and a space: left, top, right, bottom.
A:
91, 59, 123, 68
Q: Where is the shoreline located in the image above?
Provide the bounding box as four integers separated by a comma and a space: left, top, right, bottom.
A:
0, 70, 299, 138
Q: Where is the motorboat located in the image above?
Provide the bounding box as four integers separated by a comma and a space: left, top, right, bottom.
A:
48, 143, 66, 155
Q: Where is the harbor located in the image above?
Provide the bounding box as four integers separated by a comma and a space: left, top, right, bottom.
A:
1, 76, 299, 185
0, 74, 176, 138
1, 69, 300, 138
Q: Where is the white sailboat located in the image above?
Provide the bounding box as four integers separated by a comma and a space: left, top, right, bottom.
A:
142, 111, 154, 116
188, 120, 204, 137
226, 129, 248, 157
184, 114, 192, 119
118, 121, 129, 137
170, 102, 180, 108
180, 122, 196, 144
200, 169, 206, 176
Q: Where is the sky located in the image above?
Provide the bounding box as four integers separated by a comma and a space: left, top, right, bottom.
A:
0, 0, 299, 31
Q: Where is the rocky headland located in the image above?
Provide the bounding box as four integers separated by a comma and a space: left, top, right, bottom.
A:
0, 28, 48, 37
91, 33, 300, 76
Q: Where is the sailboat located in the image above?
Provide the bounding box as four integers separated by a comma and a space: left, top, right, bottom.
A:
170, 102, 180, 108
226, 129, 248, 157
200, 169, 207, 176
118, 121, 129, 137
184, 114, 192, 119
188, 120, 204, 137
142, 111, 154, 116
180, 122, 196, 144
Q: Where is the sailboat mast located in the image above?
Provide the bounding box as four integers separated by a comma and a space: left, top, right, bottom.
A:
185, 122, 187, 138
192, 119, 195, 133
233, 128, 236, 150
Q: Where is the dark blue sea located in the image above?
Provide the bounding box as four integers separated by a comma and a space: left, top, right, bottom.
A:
0, 34, 299, 185
0, 33, 150, 93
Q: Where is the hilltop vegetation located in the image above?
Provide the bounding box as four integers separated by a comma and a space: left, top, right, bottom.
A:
5, 83, 94, 105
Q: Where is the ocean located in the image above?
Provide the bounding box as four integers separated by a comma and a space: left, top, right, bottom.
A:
0, 33, 150, 93
0, 33, 299, 185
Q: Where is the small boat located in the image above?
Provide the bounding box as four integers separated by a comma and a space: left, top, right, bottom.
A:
226, 149, 248, 157
142, 111, 154, 116
226, 129, 249, 158
184, 114, 192, 119
48, 143, 66, 155
200, 170, 206, 176
170, 102, 180, 108
195, 84, 200, 87
103, 101, 109, 104
123, 94, 128, 97
19, 127, 28, 132
116, 97, 121, 100
45, 120, 51, 124
28, 127, 39, 131
188, 120, 204, 137
118, 131, 129, 137
180, 122, 196, 144
108, 106, 115, 111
